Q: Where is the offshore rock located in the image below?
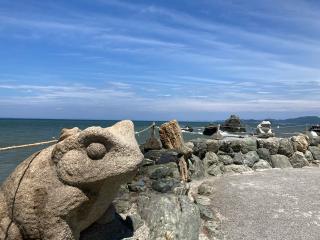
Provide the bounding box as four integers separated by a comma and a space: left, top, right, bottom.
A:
0, 120, 143, 240
220, 115, 246, 132
203, 125, 218, 136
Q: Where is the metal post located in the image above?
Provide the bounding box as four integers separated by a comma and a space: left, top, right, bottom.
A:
150, 122, 156, 138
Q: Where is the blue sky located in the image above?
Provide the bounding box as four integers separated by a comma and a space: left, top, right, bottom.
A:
0, 0, 319, 121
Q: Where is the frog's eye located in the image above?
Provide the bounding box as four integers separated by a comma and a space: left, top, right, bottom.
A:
86, 142, 107, 160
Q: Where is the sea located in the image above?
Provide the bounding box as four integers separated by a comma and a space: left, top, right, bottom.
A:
0, 118, 308, 183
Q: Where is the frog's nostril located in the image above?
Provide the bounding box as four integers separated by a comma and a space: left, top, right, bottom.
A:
86, 143, 107, 160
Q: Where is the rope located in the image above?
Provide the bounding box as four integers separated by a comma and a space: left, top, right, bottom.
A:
0, 123, 157, 152
4, 151, 40, 239
135, 122, 157, 135
0, 140, 58, 152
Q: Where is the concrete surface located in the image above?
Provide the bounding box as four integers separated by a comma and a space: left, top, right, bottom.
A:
210, 168, 320, 240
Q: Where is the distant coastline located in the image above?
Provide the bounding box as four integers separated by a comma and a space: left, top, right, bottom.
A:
0, 115, 319, 124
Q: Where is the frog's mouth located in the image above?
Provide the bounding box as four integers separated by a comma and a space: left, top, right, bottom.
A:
52, 120, 143, 187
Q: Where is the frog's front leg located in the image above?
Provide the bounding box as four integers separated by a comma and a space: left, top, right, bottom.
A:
41, 217, 78, 240
42, 185, 89, 240
0, 192, 23, 240
0, 217, 23, 240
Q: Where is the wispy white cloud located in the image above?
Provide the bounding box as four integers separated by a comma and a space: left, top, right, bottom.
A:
0, 16, 104, 34
109, 81, 131, 89
149, 98, 320, 114
0, 83, 135, 104
96, 34, 185, 48
157, 94, 171, 97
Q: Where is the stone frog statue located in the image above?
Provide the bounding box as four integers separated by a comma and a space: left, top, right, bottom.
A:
0, 120, 143, 240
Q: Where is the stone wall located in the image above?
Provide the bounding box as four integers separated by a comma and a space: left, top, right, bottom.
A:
109, 134, 320, 240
